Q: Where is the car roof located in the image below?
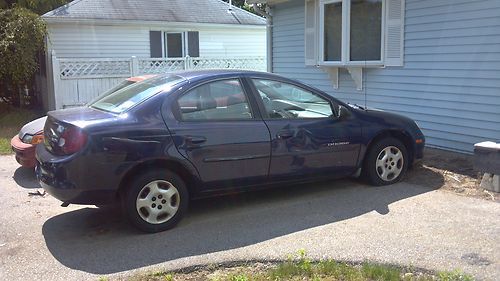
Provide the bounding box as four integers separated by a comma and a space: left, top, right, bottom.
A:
126, 75, 157, 82
169, 69, 285, 82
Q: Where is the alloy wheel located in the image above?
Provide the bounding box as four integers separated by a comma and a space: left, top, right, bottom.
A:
375, 146, 404, 182
135, 180, 180, 224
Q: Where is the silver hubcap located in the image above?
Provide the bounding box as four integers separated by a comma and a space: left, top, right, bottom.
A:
136, 180, 180, 224
376, 146, 404, 182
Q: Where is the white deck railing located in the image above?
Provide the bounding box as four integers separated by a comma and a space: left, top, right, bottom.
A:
50, 53, 266, 109
57, 56, 266, 79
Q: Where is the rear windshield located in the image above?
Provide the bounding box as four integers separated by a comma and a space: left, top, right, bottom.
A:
86, 80, 135, 106
89, 75, 185, 113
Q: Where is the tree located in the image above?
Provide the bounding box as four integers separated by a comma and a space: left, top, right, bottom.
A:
222, 0, 266, 15
0, 7, 46, 104
0, 1, 69, 106
0, 0, 70, 15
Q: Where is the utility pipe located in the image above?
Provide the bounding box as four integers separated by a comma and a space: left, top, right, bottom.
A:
253, 4, 273, 73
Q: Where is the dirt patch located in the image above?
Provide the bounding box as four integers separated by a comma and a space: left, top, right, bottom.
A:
124, 260, 470, 281
149, 262, 273, 281
405, 148, 498, 202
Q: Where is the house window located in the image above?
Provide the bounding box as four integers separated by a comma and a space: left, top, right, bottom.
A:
323, 1, 342, 62
306, 0, 404, 67
149, 31, 200, 58
166, 33, 184, 58
349, 0, 382, 61
320, 0, 383, 65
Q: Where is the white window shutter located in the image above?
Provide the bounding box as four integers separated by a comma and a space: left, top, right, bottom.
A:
305, 0, 318, 66
384, 0, 405, 66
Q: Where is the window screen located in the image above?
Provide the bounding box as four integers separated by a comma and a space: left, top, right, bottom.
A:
187, 31, 200, 57
166, 33, 183, 58
149, 31, 163, 58
324, 1, 343, 62
350, 0, 382, 61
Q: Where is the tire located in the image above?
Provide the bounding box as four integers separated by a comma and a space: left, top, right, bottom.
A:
363, 137, 408, 186
121, 169, 189, 233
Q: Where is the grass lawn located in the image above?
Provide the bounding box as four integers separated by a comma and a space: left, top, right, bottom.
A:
0, 103, 44, 155
126, 251, 474, 281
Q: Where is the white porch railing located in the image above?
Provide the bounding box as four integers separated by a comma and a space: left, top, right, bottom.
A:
57, 56, 266, 79
58, 58, 132, 79
50, 53, 266, 109
138, 58, 187, 74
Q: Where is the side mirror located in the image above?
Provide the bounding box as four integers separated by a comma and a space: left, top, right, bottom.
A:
336, 105, 350, 120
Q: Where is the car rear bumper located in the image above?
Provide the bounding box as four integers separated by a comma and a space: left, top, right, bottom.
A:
37, 173, 116, 205
35, 144, 118, 205
11, 135, 36, 167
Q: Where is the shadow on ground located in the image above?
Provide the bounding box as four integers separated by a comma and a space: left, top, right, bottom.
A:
13, 166, 40, 189
40, 165, 444, 275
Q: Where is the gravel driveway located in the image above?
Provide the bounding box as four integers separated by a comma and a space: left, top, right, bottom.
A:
0, 154, 498, 280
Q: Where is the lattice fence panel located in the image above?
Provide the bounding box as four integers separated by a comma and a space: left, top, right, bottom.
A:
59, 59, 131, 79
138, 59, 186, 74
190, 57, 266, 71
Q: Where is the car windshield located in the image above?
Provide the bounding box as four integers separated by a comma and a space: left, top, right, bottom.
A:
89, 75, 185, 113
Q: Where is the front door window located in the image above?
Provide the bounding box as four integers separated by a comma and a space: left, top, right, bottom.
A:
251, 79, 333, 119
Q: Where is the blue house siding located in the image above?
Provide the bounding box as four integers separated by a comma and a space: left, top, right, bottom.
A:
272, 0, 500, 153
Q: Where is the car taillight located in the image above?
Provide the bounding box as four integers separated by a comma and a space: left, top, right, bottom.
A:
31, 134, 44, 145
59, 126, 88, 155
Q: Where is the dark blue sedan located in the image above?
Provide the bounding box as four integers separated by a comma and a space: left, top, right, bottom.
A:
36, 70, 425, 232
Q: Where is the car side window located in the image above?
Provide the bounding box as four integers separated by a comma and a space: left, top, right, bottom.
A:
252, 79, 333, 119
177, 79, 253, 121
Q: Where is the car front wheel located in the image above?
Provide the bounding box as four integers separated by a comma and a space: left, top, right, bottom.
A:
364, 137, 408, 186
122, 169, 188, 233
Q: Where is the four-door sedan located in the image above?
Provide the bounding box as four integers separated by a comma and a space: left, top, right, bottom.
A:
36, 70, 425, 233
11, 75, 155, 168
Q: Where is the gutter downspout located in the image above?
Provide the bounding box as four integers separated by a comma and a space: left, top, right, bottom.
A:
253, 4, 273, 73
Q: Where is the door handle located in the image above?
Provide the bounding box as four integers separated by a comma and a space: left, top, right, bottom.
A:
277, 130, 293, 139
186, 136, 207, 144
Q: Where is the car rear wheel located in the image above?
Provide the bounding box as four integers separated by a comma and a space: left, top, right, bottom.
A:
122, 169, 188, 233
363, 137, 408, 186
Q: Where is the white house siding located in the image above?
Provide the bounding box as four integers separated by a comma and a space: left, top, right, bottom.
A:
47, 24, 150, 58
272, 0, 500, 153
199, 28, 266, 57
47, 23, 266, 58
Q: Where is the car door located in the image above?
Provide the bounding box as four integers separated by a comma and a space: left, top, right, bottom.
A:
167, 78, 271, 190
248, 78, 362, 181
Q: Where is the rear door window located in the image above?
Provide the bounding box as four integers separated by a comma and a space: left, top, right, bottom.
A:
177, 79, 253, 121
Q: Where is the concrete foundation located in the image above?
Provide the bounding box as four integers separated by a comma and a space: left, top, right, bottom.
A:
480, 173, 500, 193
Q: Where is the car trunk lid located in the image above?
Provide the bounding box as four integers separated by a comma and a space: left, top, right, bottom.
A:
44, 107, 115, 155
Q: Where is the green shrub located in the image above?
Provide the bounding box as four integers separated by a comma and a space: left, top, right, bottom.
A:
0, 7, 46, 103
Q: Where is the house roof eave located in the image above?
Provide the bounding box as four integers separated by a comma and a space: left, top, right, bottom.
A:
41, 17, 266, 30
42, 0, 266, 26
247, 0, 290, 4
